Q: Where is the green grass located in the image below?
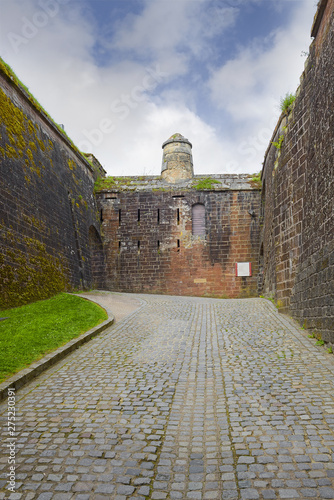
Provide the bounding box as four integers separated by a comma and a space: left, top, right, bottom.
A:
280, 92, 296, 113
0, 293, 108, 382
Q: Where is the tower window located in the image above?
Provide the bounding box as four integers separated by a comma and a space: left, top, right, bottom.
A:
119, 209, 121, 226
177, 208, 180, 225
157, 209, 160, 224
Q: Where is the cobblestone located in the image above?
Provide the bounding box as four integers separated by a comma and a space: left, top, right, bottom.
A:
1, 294, 334, 499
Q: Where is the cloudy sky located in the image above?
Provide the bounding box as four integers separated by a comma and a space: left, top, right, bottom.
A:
0, 0, 317, 176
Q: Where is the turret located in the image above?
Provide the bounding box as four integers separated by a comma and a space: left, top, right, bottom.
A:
161, 133, 194, 183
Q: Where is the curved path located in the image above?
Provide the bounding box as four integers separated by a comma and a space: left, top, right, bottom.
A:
1, 293, 334, 500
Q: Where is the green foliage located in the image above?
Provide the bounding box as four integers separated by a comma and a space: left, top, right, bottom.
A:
0, 294, 107, 381
94, 176, 116, 191
265, 296, 278, 308
249, 172, 262, 189
327, 346, 333, 354
0, 57, 89, 167
308, 333, 315, 338
272, 135, 284, 150
280, 93, 296, 113
192, 178, 220, 190
316, 339, 325, 346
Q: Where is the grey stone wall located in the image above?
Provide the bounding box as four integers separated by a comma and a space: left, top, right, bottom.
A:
0, 62, 104, 308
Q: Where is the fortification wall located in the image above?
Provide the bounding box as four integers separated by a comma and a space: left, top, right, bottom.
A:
0, 63, 105, 309
96, 177, 260, 298
260, 0, 334, 340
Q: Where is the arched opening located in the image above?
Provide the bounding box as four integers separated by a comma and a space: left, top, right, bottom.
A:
192, 203, 206, 237
88, 226, 105, 289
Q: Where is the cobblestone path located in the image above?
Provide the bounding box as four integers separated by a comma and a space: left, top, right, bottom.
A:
1, 294, 334, 500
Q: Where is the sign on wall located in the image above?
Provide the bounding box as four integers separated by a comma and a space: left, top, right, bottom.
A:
235, 262, 252, 277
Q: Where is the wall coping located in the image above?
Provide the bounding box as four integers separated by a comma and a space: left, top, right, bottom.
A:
95, 174, 261, 193
0, 59, 103, 180
311, 0, 329, 38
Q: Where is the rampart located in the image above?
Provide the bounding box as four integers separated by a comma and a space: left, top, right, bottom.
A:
0, 61, 105, 309
0, 0, 332, 344
260, 0, 334, 341
96, 174, 261, 298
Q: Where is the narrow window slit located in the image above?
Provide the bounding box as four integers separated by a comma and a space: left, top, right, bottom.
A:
138, 209, 140, 223
118, 209, 121, 226
157, 209, 160, 224
177, 239, 180, 252
177, 208, 180, 225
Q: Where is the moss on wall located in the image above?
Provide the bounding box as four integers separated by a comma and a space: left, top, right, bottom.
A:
0, 57, 92, 167
0, 88, 51, 181
191, 178, 220, 190
0, 66, 104, 309
0, 225, 69, 310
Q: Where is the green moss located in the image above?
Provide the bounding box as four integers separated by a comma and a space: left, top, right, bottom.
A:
22, 214, 46, 231
272, 134, 284, 150
0, 57, 90, 168
0, 227, 69, 310
28, 121, 36, 136
249, 172, 262, 189
94, 176, 116, 191
26, 148, 34, 161
192, 178, 220, 190
68, 158, 76, 170
5, 145, 18, 158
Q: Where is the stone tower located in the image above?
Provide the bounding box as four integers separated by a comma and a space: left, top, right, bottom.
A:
161, 133, 194, 183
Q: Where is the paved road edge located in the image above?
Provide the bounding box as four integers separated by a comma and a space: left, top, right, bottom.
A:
0, 301, 114, 402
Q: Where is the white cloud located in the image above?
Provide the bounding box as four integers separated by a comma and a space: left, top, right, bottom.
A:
109, 0, 238, 75
0, 0, 318, 177
207, 0, 316, 171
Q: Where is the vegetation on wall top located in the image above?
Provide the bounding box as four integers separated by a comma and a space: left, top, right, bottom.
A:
94, 176, 117, 191
192, 178, 220, 190
280, 93, 296, 114
249, 172, 262, 189
0, 57, 93, 171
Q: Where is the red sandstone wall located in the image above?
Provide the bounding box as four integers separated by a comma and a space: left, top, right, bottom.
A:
97, 189, 260, 298
261, 1, 334, 341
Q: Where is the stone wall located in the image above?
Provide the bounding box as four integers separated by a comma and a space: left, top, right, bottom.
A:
96, 175, 260, 298
260, 0, 334, 341
0, 61, 105, 309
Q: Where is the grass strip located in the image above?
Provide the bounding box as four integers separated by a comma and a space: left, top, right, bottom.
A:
0, 293, 108, 382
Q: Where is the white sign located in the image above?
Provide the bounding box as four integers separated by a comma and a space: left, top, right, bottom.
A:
235, 262, 252, 277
